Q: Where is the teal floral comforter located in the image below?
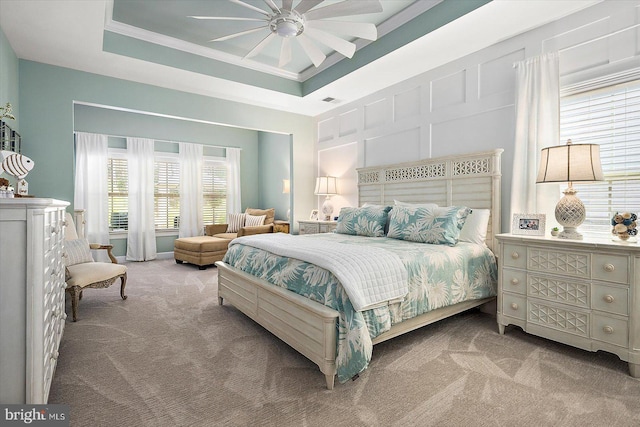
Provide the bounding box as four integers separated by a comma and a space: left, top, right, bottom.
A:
222, 233, 497, 383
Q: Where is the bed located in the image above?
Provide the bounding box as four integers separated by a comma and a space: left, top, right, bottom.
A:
215, 149, 503, 389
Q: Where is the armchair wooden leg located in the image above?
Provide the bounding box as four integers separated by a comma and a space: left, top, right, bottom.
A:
70, 286, 81, 322
120, 272, 128, 300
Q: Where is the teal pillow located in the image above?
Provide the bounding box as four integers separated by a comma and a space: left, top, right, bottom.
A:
387, 205, 471, 245
335, 205, 392, 237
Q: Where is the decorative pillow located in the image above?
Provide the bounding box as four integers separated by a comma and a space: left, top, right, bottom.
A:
335, 205, 392, 237
245, 208, 275, 225
394, 199, 439, 210
245, 214, 266, 227
387, 205, 471, 245
459, 209, 490, 245
64, 238, 94, 266
226, 213, 246, 233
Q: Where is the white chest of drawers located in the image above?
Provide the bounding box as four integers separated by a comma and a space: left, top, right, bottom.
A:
496, 233, 640, 377
298, 220, 337, 235
0, 198, 69, 403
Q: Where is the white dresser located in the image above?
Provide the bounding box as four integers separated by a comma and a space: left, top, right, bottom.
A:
0, 198, 69, 403
496, 233, 640, 377
298, 220, 337, 235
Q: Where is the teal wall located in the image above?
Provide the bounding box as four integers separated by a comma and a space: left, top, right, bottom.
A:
16, 60, 316, 255
0, 26, 19, 130
258, 132, 291, 222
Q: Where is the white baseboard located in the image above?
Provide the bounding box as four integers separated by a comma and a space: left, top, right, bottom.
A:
117, 251, 174, 264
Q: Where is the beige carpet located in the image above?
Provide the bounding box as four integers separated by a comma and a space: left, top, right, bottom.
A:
49, 259, 640, 426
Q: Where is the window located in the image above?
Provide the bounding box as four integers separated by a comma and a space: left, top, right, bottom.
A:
107, 149, 227, 232
154, 156, 180, 229
107, 153, 128, 231
560, 79, 640, 237
202, 158, 227, 225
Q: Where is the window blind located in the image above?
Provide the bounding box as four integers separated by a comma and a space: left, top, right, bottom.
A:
154, 159, 181, 229
560, 79, 640, 237
203, 159, 227, 225
107, 157, 128, 230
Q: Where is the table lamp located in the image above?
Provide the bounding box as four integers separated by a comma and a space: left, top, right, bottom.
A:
536, 139, 604, 240
314, 176, 338, 221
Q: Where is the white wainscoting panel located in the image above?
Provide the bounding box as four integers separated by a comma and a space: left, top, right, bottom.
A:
364, 98, 391, 130
338, 109, 358, 137
364, 127, 420, 167
478, 49, 525, 100
430, 69, 466, 111
317, 117, 336, 143
394, 87, 421, 122
317, 142, 358, 211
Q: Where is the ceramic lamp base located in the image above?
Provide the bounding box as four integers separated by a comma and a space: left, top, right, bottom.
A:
321, 197, 334, 221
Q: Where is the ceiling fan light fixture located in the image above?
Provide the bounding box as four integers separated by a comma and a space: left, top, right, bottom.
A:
270, 11, 304, 38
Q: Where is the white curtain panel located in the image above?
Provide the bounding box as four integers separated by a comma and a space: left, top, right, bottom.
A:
74, 132, 110, 262
179, 142, 204, 238
126, 137, 157, 261
226, 147, 242, 214
511, 52, 560, 228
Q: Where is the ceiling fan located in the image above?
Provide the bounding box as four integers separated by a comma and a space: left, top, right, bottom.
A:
189, 0, 383, 68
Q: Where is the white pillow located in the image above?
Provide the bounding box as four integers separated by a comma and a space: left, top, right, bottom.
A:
226, 213, 246, 233
458, 209, 490, 245
245, 214, 266, 227
65, 238, 94, 266
394, 199, 439, 210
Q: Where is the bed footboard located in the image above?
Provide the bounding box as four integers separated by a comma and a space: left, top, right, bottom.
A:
216, 261, 339, 389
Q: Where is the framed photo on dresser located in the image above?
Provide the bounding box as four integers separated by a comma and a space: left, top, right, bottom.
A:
512, 213, 545, 236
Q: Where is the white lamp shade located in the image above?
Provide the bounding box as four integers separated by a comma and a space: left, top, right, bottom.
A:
536, 143, 604, 183
314, 176, 338, 195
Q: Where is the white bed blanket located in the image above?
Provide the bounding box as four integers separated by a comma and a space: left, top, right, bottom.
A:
229, 233, 408, 311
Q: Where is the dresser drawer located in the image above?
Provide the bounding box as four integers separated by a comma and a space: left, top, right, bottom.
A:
502, 293, 526, 320
527, 248, 590, 279
502, 268, 527, 295
299, 223, 319, 235
528, 300, 589, 338
592, 254, 628, 284
592, 283, 628, 316
592, 313, 628, 348
503, 244, 527, 269
528, 274, 589, 309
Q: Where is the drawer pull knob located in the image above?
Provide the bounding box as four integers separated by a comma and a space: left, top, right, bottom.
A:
511, 252, 520, 260
603, 326, 614, 334
510, 278, 520, 285
603, 295, 615, 304
510, 303, 519, 310
604, 263, 615, 272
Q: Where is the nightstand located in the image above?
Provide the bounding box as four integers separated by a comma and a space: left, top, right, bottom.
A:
496, 233, 640, 377
298, 220, 337, 235
273, 220, 290, 234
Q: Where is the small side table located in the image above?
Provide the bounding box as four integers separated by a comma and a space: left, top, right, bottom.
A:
273, 220, 290, 234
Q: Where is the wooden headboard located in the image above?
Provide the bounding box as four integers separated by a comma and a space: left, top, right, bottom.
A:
357, 149, 503, 252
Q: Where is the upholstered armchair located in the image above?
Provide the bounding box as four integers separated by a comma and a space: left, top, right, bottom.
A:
63, 213, 127, 321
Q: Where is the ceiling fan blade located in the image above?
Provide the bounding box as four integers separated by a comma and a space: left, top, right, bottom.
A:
210, 26, 268, 42
282, 0, 294, 11
244, 32, 277, 59
306, 20, 377, 41
279, 37, 292, 67
294, 0, 324, 15
189, 16, 265, 22
262, 0, 280, 13
296, 34, 326, 67
229, 0, 270, 17
305, 0, 382, 20
304, 28, 355, 58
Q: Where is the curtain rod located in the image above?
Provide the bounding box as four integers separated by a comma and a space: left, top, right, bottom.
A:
73, 131, 241, 151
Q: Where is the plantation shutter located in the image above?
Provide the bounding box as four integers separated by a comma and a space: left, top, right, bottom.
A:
560, 79, 640, 237
155, 159, 181, 229
202, 159, 227, 225
107, 157, 128, 230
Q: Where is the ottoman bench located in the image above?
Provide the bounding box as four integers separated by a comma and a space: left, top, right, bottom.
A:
174, 236, 232, 270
